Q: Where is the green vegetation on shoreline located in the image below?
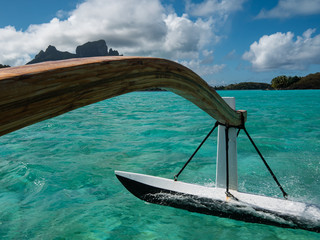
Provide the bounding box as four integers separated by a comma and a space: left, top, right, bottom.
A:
286, 73, 320, 89
214, 72, 320, 90
213, 82, 273, 90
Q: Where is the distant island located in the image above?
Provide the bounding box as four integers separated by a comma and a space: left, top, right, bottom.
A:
213, 73, 320, 90
213, 82, 273, 90
271, 73, 320, 89
27, 39, 121, 64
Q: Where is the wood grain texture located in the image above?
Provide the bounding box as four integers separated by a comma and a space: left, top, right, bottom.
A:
0, 56, 246, 136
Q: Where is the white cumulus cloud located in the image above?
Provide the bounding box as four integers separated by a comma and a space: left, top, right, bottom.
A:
0, 0, 169, 66
242, 28, 320, 71
186, 0, 246, 19
256, 0, 320, 19
180, 59, 225, 76
0, 0, 225, 76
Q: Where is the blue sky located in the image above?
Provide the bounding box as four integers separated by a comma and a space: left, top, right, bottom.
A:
0, 0, 320, 86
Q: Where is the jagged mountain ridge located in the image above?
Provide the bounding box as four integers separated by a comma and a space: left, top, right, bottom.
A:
27, 40, 121, 64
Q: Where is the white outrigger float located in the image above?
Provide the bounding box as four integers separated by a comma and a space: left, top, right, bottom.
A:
0, 57, 319, 233
115, 170, 320, 232
116, 98, 320, 233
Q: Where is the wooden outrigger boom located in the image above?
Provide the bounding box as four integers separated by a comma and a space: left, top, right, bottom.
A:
0, 56, 245, 136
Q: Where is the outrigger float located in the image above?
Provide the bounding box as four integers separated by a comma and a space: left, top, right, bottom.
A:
115, 97, 320, 233
0, 57, 319, 232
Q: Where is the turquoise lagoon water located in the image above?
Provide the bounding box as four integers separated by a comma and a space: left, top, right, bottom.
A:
0, 90, 319, 239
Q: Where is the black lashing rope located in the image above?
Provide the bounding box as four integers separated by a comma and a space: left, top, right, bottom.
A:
174, 121, 219, 181
239, 125, 288, 199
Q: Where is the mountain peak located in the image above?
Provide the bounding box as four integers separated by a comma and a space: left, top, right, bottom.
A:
76, 40, 108, 57
27, 40, 121, 64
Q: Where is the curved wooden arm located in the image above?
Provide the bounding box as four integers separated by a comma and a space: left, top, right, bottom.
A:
0, 56, 246, 136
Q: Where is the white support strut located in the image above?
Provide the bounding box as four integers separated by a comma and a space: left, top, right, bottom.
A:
216, 97, 238, 190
